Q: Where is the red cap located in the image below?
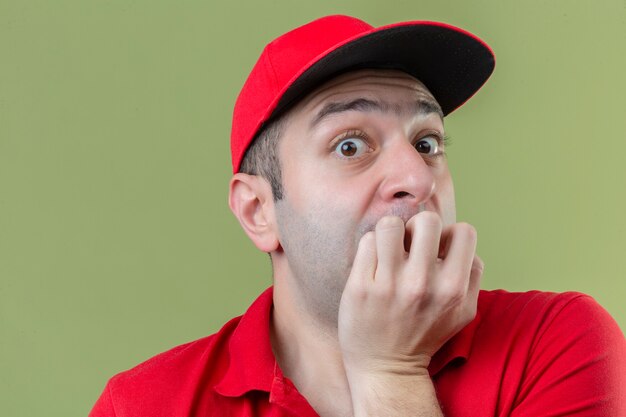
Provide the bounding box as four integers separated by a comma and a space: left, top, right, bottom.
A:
230, 15, 495, 173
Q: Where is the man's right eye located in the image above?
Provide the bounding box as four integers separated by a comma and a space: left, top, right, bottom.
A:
334, 138, 368, 158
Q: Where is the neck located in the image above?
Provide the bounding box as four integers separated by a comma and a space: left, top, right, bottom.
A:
271, 280, 354, 417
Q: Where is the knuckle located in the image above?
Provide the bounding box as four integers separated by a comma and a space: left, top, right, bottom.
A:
344, 272, 369, 297
440, 284, 465, 304
372, 281, 394, 299
448, 292, 465, 307
406, 284, 429, 301
455, 222, 477, 241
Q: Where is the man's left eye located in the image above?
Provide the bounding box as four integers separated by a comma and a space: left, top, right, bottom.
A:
415, 136, 441, 155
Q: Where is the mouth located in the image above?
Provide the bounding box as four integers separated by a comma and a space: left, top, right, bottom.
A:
345, 203, 430, 271
355, 202, 428, 241
386, 202, 427, 225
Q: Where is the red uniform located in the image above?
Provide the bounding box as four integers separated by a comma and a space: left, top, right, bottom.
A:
90, 287, 626, 416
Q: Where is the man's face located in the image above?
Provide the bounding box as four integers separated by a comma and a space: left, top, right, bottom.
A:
272, 69, 456, 326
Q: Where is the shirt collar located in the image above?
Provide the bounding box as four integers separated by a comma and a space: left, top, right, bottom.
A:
428, 309, 482, 376
214, 286, 482, 396
214, 287, 276, 397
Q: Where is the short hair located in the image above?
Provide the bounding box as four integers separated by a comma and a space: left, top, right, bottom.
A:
238, 115, 286, 201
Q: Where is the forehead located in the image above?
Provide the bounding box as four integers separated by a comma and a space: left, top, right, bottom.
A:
286, 69, 442, 122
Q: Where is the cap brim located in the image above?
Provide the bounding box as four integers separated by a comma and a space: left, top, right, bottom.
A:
273, 21, 495, 119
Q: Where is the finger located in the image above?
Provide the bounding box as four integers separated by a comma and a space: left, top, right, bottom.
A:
406, 211, 443, 270
374, 216, 406, 279
439, 223, 478, 291
346, 231, 378, 288
464, 254, 484, 319
468, 254, 484, 301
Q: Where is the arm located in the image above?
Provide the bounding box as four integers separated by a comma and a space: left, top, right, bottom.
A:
338, 212, 483, 416
89, 383, 117, 417
346, 371, 444, 417
511, 294, 626, 416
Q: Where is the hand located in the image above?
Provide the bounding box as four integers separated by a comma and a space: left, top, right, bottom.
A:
338, 211, 484, 377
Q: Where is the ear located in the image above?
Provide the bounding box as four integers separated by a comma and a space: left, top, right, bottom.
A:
228, 173, 280, 253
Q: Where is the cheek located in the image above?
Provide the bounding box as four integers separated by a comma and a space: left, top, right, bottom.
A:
284, 170, 374, 218
275, 198, 362, 276
438, 179, 456, 227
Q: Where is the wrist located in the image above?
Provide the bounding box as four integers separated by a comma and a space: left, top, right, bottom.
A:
342, 353, 433, 378
347, 372, 440, 417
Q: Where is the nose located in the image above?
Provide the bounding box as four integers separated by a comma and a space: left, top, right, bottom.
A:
378, 139, 436, 207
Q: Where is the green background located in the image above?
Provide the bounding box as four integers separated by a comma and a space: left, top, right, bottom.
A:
1, 0, 624, 415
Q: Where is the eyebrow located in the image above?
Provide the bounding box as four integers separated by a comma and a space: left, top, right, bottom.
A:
310, 97, 444, 128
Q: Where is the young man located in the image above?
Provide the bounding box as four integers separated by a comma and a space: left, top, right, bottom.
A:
90, 15, 626, 417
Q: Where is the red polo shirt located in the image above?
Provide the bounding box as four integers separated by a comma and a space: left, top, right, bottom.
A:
90, 287, 626, 416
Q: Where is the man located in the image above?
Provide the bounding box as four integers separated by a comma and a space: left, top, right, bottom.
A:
90, 15, 625, 416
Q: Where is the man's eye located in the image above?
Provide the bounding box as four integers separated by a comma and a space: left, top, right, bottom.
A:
415, 136, 441, 155
334, 138, 368, 158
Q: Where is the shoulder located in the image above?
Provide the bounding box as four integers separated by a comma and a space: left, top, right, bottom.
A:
92, 315, 242, 417
476, 289, 625, 347
473, 289, 624, 355
113, 315, 240, 388
478, 288, 590, 311
474, 289, 626, 415
477, 289, 618, 329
